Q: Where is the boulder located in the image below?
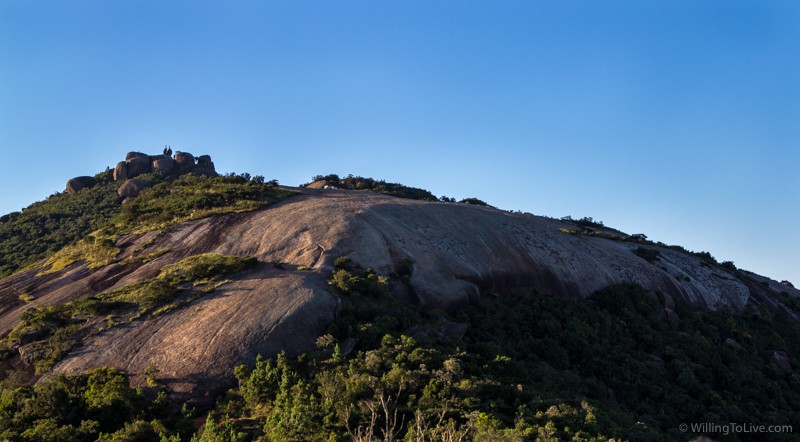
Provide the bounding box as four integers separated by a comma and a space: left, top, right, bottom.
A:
126, 156, 152, 178
196, 155, 216, 174
113, 161, 128, 181
117, 179, 152, 198
152, 157, 175, 174
770, 351, 792, 372
125, 151, 147, 161
65, 176, 97, 194
724, 338, 743, 351
197, 155, 212, 166
174, 152, 195, 167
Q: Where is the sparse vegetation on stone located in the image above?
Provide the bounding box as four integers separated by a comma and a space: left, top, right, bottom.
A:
634, 246, 661, 263
307, 174, 438, 201
2, 253, 257, 374
459, 197, 490, 206
109, 174, 296, 234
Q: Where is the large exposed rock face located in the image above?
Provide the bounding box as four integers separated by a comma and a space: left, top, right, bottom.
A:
65, 176, 97, 194
1, 188, 797, 404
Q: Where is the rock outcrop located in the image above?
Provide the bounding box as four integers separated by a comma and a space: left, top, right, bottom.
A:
114, 150, 217, 181
65, 176, 97, 194
194, 155, 217, 177
2, 187, 797, 405
67, 150, 218, 194
174, 152, 195, 167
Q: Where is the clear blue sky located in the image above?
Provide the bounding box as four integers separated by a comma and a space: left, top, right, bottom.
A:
1, 1, 798, 284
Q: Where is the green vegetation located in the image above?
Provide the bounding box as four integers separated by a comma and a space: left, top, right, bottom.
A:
3, 165, 799, 441
109, 174, 296, 234
633, 247, 661, 263
2, 254, 257, 374
0, 171, 293, 278
0, 367, 187, 441
459, 197, 490, 207
36, 234, 119, 275
2, 255, 800, 441
0, 170, 121, 277
561, 216, 606, 229
199, 265, 800, 441
308, 174, 438, 201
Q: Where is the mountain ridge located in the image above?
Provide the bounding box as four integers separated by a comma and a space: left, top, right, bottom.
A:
0, 161, 798, 440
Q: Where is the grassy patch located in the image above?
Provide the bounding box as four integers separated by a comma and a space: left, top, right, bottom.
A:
36, 234, 119, 275
109, 174, 296, 234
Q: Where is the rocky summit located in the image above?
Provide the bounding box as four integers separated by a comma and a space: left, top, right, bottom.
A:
66, 150, 217, 195
1, 158, 798, 440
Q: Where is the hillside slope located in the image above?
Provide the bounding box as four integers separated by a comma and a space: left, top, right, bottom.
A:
1, 185, 797, 406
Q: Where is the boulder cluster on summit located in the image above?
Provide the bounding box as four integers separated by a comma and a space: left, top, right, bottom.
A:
65, 150, 217, 196
113, 151, 217, 181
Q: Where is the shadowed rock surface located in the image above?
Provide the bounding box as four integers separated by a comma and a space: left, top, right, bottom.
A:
1, 187, 797, 404
174, 152, 195, 167
126, 156, 152, 178
65, 176, 97, 194
117, 178, 152, 198
152, 157, 175, 174
114, 161, 128, 181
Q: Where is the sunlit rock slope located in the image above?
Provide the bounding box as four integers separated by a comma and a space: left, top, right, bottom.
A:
0, 186, 796, 403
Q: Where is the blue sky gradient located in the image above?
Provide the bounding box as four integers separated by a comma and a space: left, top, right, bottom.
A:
1, 1, 798, 284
